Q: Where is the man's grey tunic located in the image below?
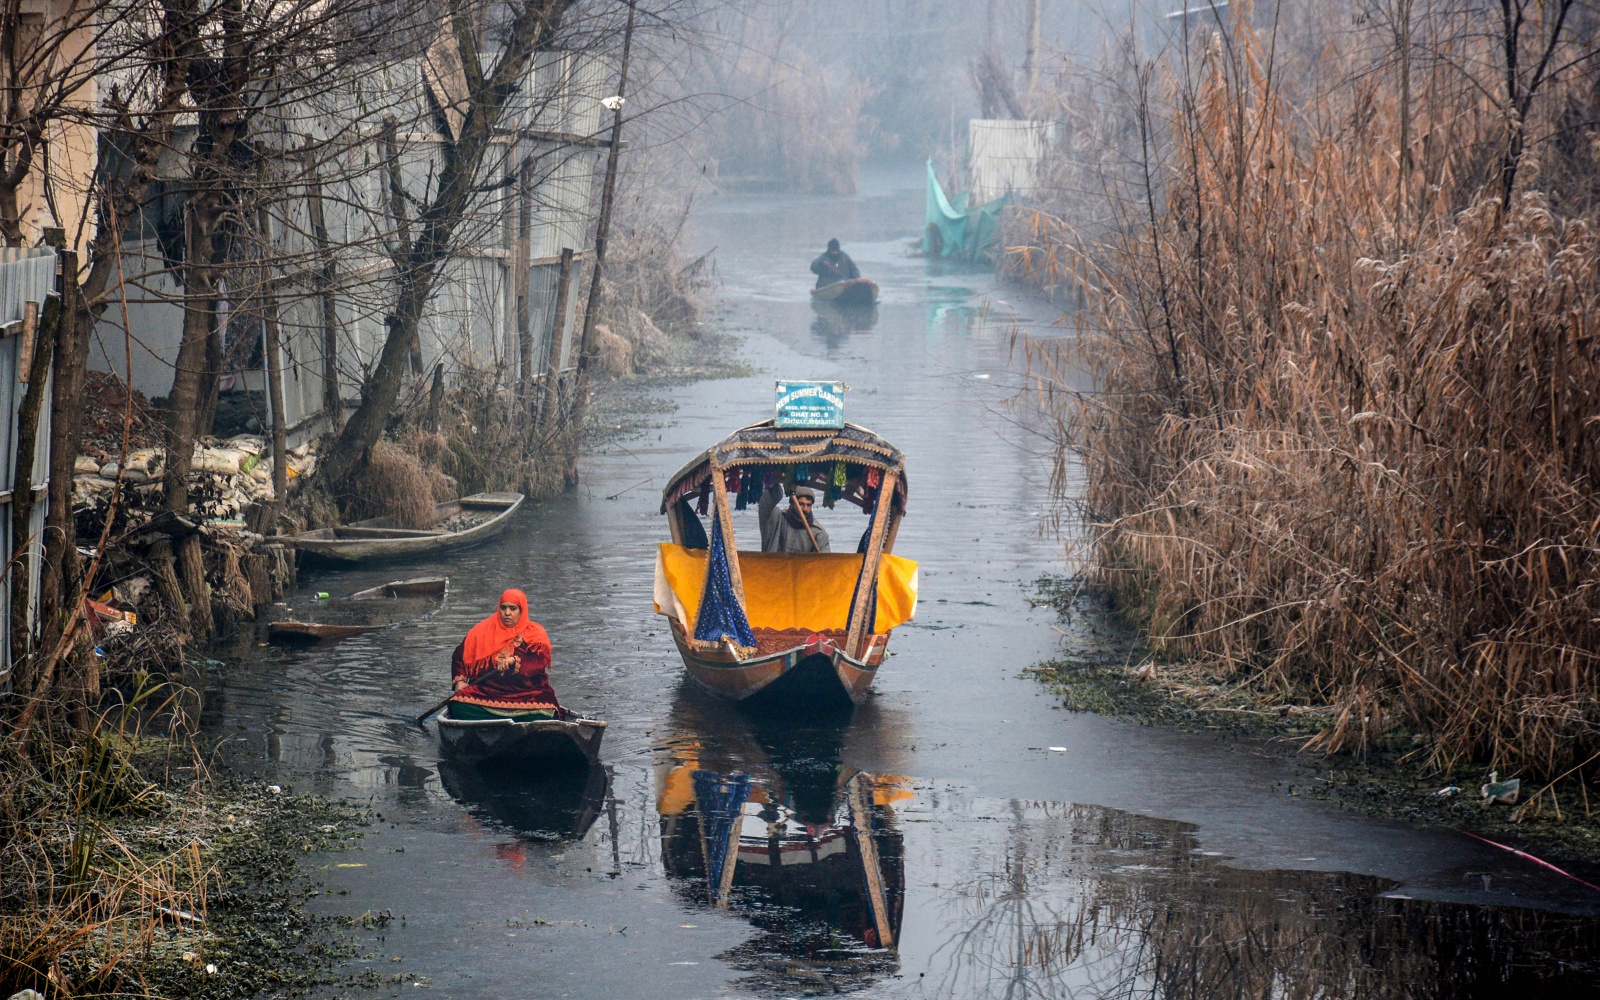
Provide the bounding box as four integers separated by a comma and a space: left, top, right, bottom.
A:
758, 485, 831, 553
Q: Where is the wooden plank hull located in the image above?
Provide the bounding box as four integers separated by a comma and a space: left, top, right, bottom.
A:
350, 576, 449, 599
669, 621, 888, 708
811, 278, 879, 306
267, 620, 381, 643
438, 713, 606, 765
288, 493, 523, 565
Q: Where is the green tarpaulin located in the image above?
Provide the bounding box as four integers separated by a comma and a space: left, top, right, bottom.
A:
922, 159, 1011, 261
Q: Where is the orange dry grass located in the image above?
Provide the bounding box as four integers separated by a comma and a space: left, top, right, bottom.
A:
1020, 8, 1600, 776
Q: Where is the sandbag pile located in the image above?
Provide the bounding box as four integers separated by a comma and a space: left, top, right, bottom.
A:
72, 436, 317, 517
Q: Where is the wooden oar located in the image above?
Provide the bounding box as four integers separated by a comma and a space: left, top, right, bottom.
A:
415, 694, 453, 727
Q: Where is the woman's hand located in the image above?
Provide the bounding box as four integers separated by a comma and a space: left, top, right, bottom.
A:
453, 677, 467, 692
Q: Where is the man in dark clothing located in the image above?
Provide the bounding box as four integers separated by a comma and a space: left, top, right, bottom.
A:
759, 484, 831, 553
810, 238, 860, 289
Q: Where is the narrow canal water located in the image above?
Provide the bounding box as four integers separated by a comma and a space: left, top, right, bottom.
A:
207, 166, 1600, 997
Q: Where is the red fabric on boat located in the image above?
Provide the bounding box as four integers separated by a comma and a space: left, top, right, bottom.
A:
451, 590, 560, 712
751, 628, 845, 657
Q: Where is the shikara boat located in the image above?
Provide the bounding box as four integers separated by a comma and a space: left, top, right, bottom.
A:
653, 420, 917, 707
287, 493, 523, 565
267, 620, 382, 643
810, 277, 879, 306
438, 710, 606, 765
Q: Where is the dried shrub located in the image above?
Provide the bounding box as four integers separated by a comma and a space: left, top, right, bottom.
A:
0, 699, 212, 997
1021, 6, 1600, 777
343, 440, 455, 527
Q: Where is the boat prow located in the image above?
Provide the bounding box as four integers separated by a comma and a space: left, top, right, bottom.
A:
669, 621, 885, 708
811, 277, 879, 306
438, 711, 606, 765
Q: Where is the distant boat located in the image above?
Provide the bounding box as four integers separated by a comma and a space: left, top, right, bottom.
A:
437, 711, 607, 765
286, 493, 523, 565
811, 277, 879, 307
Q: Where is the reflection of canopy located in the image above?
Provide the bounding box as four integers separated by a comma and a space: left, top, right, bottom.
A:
656, 545, 918, 633
660, 420, 908, 515
692, 770, 752, 906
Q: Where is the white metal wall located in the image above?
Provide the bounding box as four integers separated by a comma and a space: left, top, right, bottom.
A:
0, 247, 57, 687
968, 119, 1057, 202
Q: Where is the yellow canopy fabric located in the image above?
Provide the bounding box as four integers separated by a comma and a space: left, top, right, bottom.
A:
654, 544, 918, 632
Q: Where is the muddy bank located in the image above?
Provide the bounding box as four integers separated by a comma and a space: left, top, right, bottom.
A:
1030, 577, 1600, 873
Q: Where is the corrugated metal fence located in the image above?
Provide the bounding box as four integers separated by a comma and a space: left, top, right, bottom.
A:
0, 246, 57, 690
968, 119, 1057, 203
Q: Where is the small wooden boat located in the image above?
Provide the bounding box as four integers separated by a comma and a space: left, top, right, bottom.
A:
654, 419, 916, 708
350, 576, 449, 599
267, 620, 382, 643
810, 277, 878, 306
438, 709, 606, 765
287, 493, 523, 565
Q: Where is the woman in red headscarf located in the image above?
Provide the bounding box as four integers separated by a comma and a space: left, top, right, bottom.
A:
447, 589, 562, 721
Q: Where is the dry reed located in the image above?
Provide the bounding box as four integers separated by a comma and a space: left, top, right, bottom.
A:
342, 440, 455, 527
0, 685, 214, 996
1018, 5, 1600, 778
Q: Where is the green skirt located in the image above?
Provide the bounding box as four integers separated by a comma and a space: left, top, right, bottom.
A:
447, 701, 558, 722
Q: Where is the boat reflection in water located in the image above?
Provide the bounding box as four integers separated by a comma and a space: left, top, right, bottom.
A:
438, 758, 608, 842
657, 744, 909, 992
810, 300, 879, 353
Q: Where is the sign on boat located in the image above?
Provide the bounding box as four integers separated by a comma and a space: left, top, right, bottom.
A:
774, 380, 846, 429
653, 403, 917, 709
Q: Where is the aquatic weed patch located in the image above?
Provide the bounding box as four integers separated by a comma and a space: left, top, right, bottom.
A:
1, 722, 371, 999
136, 781, 369, 999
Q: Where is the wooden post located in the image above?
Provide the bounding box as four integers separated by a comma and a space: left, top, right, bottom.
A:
304, 142, 341, 429
42, 249, 86, 631
844, 469, 897, 658
257, 202, 289, 517
708, 465, 747, 611
262, 291, 289, 517
427, 362, 445, 432
539, 247, 575, 429
567, 0, 636, 472
16, 301, 37, 381
515, 158, 533, 398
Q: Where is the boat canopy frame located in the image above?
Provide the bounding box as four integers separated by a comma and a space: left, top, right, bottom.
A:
659, 419, 908, 659
659, 420, 908, 515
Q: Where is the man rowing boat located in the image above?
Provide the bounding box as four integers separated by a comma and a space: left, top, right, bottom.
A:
448, 589, 563, 720
759, 484, 831, 553
810, 238, 860, 289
